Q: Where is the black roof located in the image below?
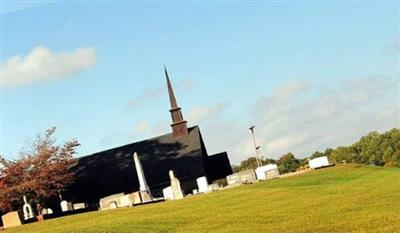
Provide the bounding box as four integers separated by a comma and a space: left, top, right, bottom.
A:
75, 126, 204, 163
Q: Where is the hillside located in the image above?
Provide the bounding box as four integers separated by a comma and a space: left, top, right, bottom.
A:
5, 164, 400, 233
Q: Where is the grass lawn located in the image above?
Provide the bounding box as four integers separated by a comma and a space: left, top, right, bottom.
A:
4, 164, 400, 233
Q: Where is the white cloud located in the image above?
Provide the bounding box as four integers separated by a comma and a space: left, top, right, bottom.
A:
187, 102, 228, 124
133, 121, 151, 137
1, 46, 96, 87
131, 120, 170, 140
251, 76, 400, 159
128, 88, 164, 108
271, 79, 310, 101
1, 1, 54, 15
199, 76, 399, 164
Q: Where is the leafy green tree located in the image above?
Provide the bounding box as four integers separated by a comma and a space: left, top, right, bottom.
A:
277, 153, 300, 174
309, 151, 325, 160
324, 148, 334, 158
239, 157, 259, 171
328, 128, 400, 168
230, 157, 258, 173
231, 165, 240, 173
232, 157, 277, 173
262, 158, 277, 165
299, 158, 309, 167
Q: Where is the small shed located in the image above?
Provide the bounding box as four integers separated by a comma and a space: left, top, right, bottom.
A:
255, 164, 280, 180
309, 156, 330, 169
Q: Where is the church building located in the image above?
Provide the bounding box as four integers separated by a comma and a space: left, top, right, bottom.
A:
63, 68, 233, 205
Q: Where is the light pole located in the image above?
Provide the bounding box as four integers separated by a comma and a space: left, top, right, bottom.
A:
249, 125, 262, 167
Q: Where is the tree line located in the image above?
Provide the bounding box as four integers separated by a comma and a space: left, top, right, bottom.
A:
233, 128, 400, 173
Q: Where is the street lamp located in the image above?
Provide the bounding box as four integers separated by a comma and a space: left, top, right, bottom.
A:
249, 125, 262, 167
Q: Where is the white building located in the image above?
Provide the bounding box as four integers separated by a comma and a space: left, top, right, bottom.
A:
255, 164, 280, 180
309, 156, 330, 169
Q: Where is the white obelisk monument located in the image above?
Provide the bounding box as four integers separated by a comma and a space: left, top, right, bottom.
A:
133, 152, 152, 202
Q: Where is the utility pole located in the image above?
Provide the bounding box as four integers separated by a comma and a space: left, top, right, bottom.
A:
249, 125, 262, 167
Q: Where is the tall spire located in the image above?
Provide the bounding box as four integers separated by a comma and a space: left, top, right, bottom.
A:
165, 66, 178, 109
164, 66, 188, 137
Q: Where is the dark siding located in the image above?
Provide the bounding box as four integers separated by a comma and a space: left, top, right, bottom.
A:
205, 152, 233, 182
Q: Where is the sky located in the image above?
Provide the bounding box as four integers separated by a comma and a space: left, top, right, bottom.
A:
1, 1, 399, 164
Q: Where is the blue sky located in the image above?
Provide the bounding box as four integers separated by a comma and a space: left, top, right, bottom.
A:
1, 1, 399, 163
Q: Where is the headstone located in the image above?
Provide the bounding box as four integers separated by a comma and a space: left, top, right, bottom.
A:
196, 176, 209, 193
133, 152, 153, 203
208, 183, 220, 192
119, 193, 135, 207
60, 200, 73, 212
22, 195, 34, 220
192, 189, 198, 195
47, 208, 53, 214
99, 191, 152, 210
41, 208, 48, 215
119, 192, 144, 206
162, 186, 173, 200
309, 156, 330, 169
255, 164, 280, 180
99, 193, 125, 210
73, 203, 87, 210
137, 191, 152, 203
169, 170, 184, 200
130, 192, 144, 205
1, 211, 22, 228
109, 201, 118, 209
226, 169, 257, 185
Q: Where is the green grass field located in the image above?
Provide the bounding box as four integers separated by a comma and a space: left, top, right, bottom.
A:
4, 164, 400, 233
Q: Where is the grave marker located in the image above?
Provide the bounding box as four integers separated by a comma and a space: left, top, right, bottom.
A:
1, 211, 22, 228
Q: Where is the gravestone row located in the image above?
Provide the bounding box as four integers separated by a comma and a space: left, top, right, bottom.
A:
3, 152, 322, 229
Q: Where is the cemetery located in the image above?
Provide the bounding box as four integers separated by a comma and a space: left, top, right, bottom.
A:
1, 164, 399, 232
1, 147, 333, 230
0, 147, 290, 229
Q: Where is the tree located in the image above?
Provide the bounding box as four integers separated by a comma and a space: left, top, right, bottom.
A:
324, 148, 334, 158
231, 156, 278, 173
326, 128, 400, 167
262, 158, 277, 165
298, 158, 309, 167
309, 151, 324, 160
231, 165, 241, 173
0, 127, 79, 212
238, 157, 259, 171
277, 153, 300, 174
